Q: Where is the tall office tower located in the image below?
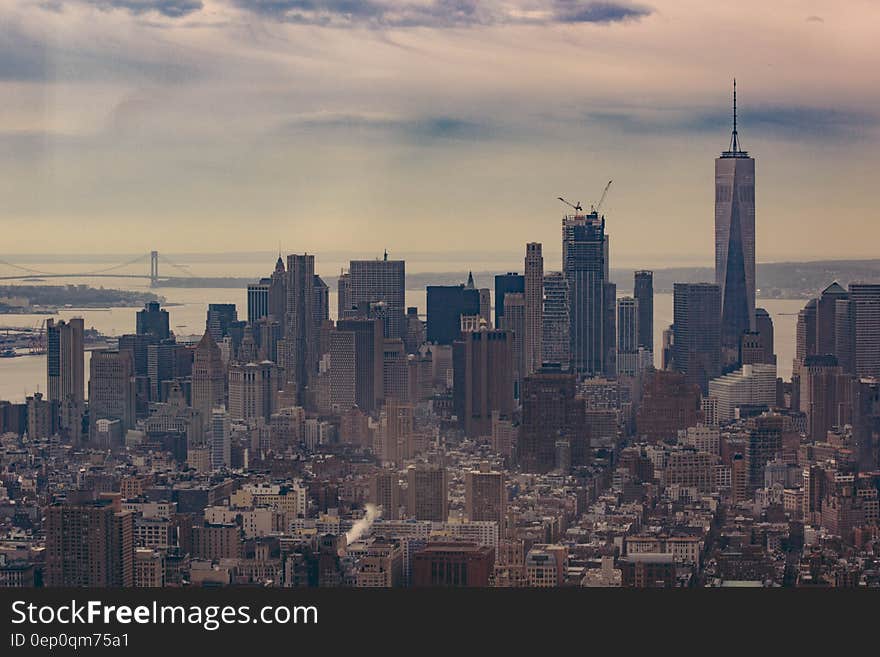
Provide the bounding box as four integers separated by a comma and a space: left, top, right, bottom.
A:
465, 465, 506, 524
617, 297, 640, 377
46, 317, 84, 438
452, 328, 514, 438
268, 255, 287, 322
852, 378, 880, 470
518, 365, 586, 473
753, 307, 776, 364
542, 271, 570, 367
27, 392, 57, 439
672, 283, 721, 394
314, 275, 329, 329
494, 272, 525, 329
383, 338, 409, 403
661, 325, 675, 370
602, 281, 617, 378
745, 414, 782, 492
404, 307, 425, 354
88, 350, 136, 444
337, 270, 352, 319
799, 355, 851, 441
210, 407, 231, 471
336, 317, 384, 413
406, 463, 448, 522
715, 80, 756, 366
327, 330, 356, 412
834, 296, 854, 374
370, 470, 401, 520
284, 254, 317, 404
206, 303, 238, 343
118, 333, 154, 381
478, 288, 492, 327
563, 208, 610, 376
375, 398, 414, 463
426, 283, 481, 345
228, 361, 279, 422
847, 283, 880, 378
793, 298, 818, 379
192, 330, 226, 428
349, 254, 405, 339
524, 242, 544, 375
634, 270, 654, 354
136, 302, 170, 340
816, 282, 848, 356
45, 499, 134, 587
503, 292, 526, 396
254, 317, 282, 362
146, 340, 176, 402
247, 279, 271, 324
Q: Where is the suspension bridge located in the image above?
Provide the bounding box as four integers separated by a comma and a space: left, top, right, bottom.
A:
0, 251, 193, 288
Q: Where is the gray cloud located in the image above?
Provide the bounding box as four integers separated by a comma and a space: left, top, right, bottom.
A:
230, 0, 651, 28
57, 0, 204, 18
0, 22, 201, 82
552, 0, 650, 23
585, 105, 878, 141
275, 112, 502, 142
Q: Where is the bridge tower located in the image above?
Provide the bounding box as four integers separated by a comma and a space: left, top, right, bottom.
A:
150, 251, 159, 287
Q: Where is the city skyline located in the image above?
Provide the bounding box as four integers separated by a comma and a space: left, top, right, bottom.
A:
3, 0, 880, 600
2, 1, 879, 262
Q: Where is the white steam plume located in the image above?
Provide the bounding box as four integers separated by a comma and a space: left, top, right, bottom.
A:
346, 503, 381, 545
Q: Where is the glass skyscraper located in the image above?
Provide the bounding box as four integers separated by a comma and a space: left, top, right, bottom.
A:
715, 80, 756, 366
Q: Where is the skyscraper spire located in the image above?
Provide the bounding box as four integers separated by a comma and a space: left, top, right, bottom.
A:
729, 78, 741, 154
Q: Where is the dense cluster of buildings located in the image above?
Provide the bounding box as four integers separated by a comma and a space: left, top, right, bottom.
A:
1, 87, 879, 589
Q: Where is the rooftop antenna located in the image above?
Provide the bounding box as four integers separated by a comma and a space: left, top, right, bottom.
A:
729, 78, 742, 154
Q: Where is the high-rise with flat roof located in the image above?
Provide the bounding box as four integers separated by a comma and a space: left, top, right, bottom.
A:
349, 254, 405, 339
465, 466, 506, 525
518, 366, 586, 473
634, 270, 654, 354
426, 283, 480, 345
494, 272, 524, 329
673, 282, 721, 394
136, 302, 170, 340
45, 500, 134, 588
452, 328, 514, 438
88, 350, 136, 444
47, 317, 84, 439
206, 304, 238, 343
524, 242, 543, 376
617, 296, 639, 377
283, 254, 317, 404
247, 279, 271, 325
406, 464, 448, 522
563, 209, 610, 376
542, 271, 569, 368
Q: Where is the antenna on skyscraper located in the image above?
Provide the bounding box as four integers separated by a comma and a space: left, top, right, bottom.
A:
729, 78, 742, 154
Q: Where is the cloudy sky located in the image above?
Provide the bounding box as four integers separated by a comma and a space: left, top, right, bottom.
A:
1, 0, 878, 267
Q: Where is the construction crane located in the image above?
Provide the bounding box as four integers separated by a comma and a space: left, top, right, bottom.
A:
591, 180, 613, 214
557, 197, 583, 214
